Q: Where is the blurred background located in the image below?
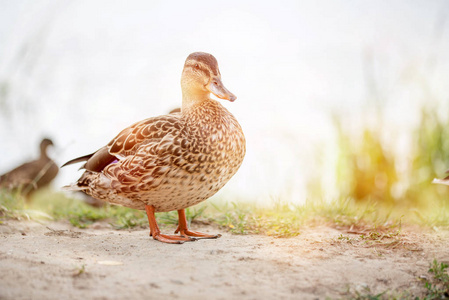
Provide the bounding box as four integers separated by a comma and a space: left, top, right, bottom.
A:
1, 0, 449, 207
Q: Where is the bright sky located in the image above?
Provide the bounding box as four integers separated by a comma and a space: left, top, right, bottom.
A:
0, 0, 448, 204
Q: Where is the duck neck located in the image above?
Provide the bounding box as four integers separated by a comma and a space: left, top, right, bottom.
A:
181, 91, 211, 112
40, 145, 49, 160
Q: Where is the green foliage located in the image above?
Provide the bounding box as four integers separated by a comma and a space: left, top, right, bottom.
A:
0, 188, 24, 219
404, 106, 449, 228
342, 283, 414, 300
210, 200, 306, 237
420, 259, 449, 300
333, 114, 398, 205
413, 199, 449, 229
342, 259, 449, 300
0, 188, 52, 221
407, 106, 449, 206
347, 287, 386, 300
1, 189, 212, 230
331, 104, 449, 230
1, 186, 446, 238
72, 264, 86, 277
207, 197, 403, 238
113, 209, 147, 229
0, 189, 224, 232
54, 203, 109, 228
157, 205, 208, 226
211, 201, 254, 235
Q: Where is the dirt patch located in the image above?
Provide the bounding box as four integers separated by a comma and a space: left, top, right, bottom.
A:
0, 220, 448, 299
44, 227, 88, 238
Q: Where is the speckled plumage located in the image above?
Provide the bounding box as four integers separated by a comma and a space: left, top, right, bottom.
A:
64, 52, 245, 214
76, 100, 245, 212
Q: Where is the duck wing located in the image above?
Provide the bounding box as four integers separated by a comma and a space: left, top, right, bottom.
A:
107, 114, 182, 157
62, 114, 182, 173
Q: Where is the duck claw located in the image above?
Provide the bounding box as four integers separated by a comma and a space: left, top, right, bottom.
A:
175, 228, 221, 239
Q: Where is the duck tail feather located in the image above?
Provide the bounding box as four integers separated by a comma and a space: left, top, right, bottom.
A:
61, 183, 86, 192
61, 153, 95, 168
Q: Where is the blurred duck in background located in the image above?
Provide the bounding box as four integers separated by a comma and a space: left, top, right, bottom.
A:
0, 138, 59, 200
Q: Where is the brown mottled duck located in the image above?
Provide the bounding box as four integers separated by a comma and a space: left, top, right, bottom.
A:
62, 52, 246, 244
0, 138, 59, 200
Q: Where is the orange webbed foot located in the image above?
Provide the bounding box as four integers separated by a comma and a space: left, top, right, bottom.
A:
145, 205, 197, 244
151, 232, 197, 244
175, 209, 222, 239
175, 227, 221, 239
150, 231, 197, 243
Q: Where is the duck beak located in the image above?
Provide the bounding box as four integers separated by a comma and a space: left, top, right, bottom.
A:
207, 77, 237, 102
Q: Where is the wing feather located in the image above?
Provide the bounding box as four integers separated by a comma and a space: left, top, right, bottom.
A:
62, 114, 182, 174
107, 114, 182, 157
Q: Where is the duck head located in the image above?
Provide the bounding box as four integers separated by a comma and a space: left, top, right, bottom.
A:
40, 138, 54, 158
181, 52, 236, 105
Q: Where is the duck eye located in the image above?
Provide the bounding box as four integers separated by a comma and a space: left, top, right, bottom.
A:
194, 64, 199, 70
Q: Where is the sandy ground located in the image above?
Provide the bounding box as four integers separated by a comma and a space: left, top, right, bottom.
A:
0, 220, 448, 300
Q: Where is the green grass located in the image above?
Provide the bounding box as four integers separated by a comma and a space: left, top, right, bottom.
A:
0, 189, 53, 222
345, 287, 387, 300
0, 189, 25, 220
412, 199, 449, 229
341, 259, 449, 300
72, 264, 87, 277
206, 197, 408, 239
209, 197, 410, 238
419, 259, 449, 300
0, 188, 212, 230
30, 190, 148, 229
1, 188, 448, 237
342, 286, 414, 300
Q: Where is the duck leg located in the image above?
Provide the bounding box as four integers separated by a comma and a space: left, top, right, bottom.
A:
145, 205, 196, 244
174, 209, 222, 239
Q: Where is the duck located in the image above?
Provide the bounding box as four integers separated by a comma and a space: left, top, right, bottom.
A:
0, 138, 59, 200
62, 52, 246, 244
